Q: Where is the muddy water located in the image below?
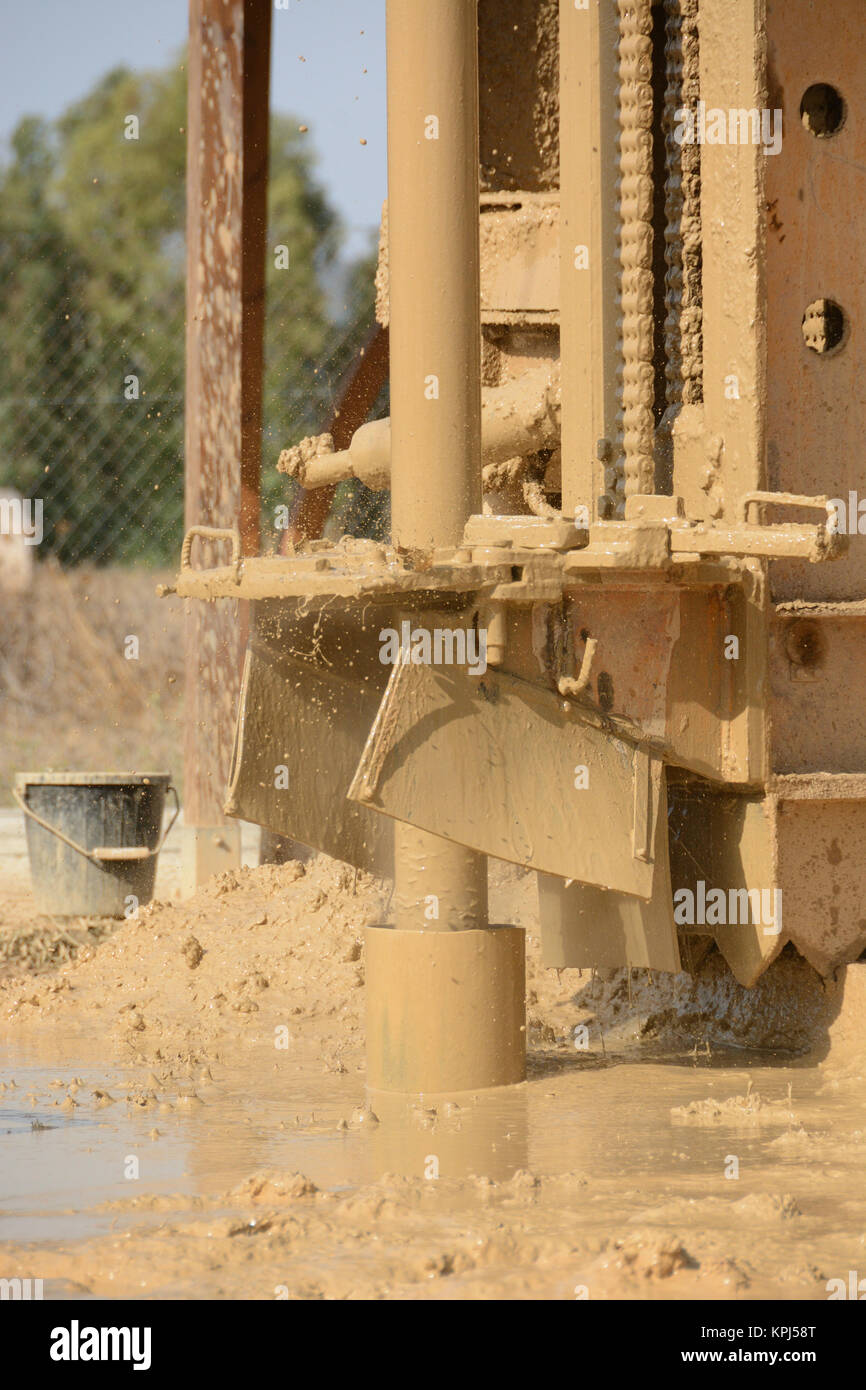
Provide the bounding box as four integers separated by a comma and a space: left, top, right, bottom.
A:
3, 1020, 865, 1300
2, 1063, 188, 1246
2, 858, 864, 1299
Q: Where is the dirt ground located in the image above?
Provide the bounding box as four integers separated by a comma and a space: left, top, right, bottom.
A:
2, 852, 865, 1301
0, 564, 184, 805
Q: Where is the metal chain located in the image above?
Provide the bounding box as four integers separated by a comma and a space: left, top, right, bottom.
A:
614, 0, 656, 508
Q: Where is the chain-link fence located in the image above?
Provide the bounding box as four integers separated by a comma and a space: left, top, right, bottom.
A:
261, 308, 390, 549
0, 233, 171, 565
0, 66, 391, 569
0, 232, 387, 569
0, 65, 390, 829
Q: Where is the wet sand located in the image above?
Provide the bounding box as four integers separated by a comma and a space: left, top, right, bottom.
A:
1, 856, 864, 1300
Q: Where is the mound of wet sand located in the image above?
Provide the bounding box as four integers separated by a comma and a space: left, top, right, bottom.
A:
0, 853, 852, 1065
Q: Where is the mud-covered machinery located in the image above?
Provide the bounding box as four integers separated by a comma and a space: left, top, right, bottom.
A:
175, 0, 866, 1091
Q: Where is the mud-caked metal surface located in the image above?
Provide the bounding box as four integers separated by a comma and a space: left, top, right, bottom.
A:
172, 0, 866, 1093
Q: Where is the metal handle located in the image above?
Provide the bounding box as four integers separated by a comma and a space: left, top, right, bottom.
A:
181, 525, 243, 578
740, 491, 835, 525
13, 784, 180, 865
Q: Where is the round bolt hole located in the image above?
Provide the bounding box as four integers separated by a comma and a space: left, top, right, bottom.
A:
802, 298, 846, 354
785, 619, 826, 669
800, 83, 845, 138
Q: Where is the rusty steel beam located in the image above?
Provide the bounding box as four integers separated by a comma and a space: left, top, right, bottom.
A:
280, 324, 390, 549
183, 0, 271, 891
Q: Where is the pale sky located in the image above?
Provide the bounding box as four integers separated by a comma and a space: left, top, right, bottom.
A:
0, 0, 387, 260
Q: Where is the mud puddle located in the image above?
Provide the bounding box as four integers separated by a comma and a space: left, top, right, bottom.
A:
3, 1027, 865, 1300
3, 857, 866, 1298
1, 1060, 186, 1245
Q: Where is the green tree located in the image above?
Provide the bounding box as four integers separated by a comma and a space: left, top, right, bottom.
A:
0, 56, 370, 564
0, 118, 98, 557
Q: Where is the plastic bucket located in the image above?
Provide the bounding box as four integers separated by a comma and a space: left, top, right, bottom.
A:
14, 772, 178, 918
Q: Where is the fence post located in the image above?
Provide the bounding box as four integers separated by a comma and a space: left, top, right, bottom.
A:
182, 0, 270, 892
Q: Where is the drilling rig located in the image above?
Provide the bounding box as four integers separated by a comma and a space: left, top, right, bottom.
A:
175, 0, 866, 1093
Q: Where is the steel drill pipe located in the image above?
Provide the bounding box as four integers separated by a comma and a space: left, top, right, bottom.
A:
387, 0, 482, 552
365, 0, 525, 1094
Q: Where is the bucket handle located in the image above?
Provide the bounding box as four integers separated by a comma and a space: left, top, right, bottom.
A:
13, 784, 180, 865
